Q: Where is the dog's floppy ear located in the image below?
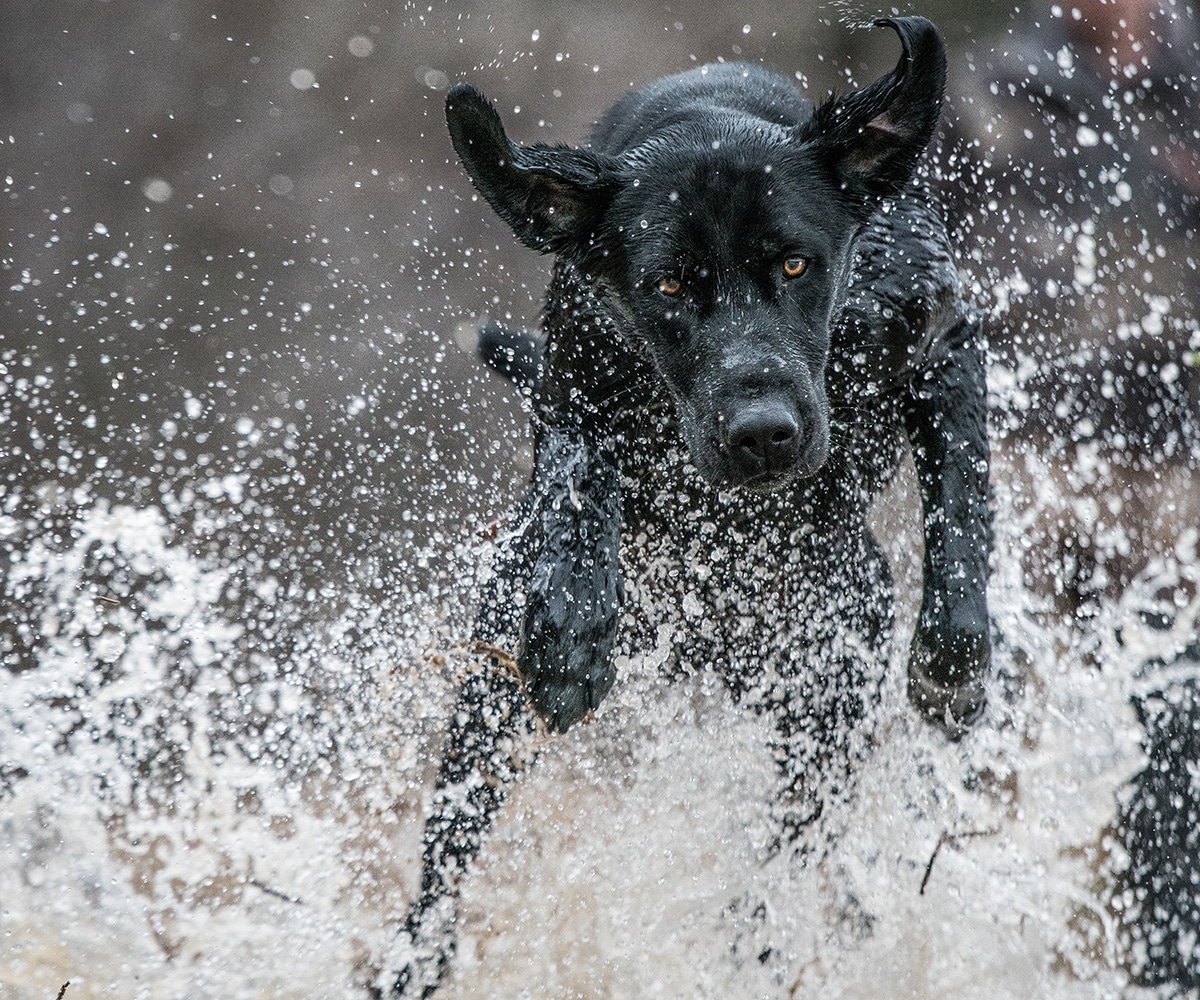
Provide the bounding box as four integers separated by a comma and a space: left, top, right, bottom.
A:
446, 83, 621, 256
802, 16, 945, 208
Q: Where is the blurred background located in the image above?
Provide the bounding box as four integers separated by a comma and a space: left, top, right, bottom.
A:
0, 0, 1022, 602
4, 0, 1194, 607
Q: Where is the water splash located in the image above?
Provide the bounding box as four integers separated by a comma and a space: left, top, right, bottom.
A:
3, 444, 1192, 997
3, 1, 1198, 997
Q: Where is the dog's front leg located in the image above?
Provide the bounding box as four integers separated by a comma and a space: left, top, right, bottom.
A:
383, 427, 621, 995
904, 312, 992, 737
519, 423, 623, 732
382, 662, 535, 997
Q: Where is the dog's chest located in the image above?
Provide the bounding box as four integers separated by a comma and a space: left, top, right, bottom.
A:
614, 467, 894, 691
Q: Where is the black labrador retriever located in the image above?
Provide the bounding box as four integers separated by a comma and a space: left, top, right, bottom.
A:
383, 16, 991, 996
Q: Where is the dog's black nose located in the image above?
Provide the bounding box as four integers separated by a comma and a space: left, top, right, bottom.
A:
723, 401, 801, 472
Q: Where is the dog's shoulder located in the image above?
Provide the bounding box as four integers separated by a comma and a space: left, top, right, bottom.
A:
855, 189, 960, 312
834, 188, 974, 386
591, 62, 812, 155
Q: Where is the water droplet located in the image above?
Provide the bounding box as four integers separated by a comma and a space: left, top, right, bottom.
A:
141, 178, 173, 204
289, 68, 316, 90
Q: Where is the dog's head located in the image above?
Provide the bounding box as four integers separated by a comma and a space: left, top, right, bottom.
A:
447, 17, 945, 491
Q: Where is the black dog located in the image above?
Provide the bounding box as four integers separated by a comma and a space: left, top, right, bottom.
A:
383, 17, 990, 995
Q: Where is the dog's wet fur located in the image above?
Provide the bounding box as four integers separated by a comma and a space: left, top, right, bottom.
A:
382, 17, 994, 995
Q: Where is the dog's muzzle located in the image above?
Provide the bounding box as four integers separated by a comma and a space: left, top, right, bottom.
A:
716, 397, 829, 490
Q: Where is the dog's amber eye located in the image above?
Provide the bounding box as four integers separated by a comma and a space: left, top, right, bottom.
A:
782, 256, 808, 279
658, 276, 683, 297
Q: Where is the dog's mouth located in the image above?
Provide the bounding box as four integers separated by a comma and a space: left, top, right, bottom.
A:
708, 457, 826, 494
737, 468, 801, 493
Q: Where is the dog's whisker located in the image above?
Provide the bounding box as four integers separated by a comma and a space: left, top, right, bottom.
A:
592, 372, 659, 415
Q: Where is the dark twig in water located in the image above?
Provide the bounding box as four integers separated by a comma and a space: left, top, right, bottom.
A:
56, 983, 69, 1000
920, 828, 999, 895
471, 641, 561, 744
471, 640, 518, 674
248, 878, 303, 905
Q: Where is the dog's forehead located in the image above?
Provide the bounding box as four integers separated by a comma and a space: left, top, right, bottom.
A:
615, 136, 844, 261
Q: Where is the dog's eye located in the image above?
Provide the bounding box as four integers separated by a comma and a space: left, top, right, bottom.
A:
782, 256, 809, 279
658, 276, 683, 297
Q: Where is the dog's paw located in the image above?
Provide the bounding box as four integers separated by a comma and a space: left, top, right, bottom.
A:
517, 440, 623, 732
724, 893, 777, 971
521, 544, 620, 732
378, 909, 453, 998
907, 616, 990, 739
384, 957, 444, 1000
